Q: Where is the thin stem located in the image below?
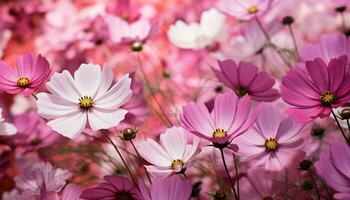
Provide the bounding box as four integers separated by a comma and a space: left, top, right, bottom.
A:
255, 16, 271, 41
101, 130, 136, 184
331, 110, 350, 145
219, 148, 238, 200
347, 119, 350, 135
233, 153, 240, 199
307, 169, 321, 200
130, 140, 152, 184
341, 12, 347, 31
288, 25, 299, 60
31, 93, 38, 100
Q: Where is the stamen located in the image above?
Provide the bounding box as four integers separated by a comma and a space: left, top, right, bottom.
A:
171, 159, 184, 172
265, 138, 278, 151
17, 77, 30, 88
320, 91, 336, 106
248, 6, 258, 14
79, 96, 94, 110
212, 128, 227, 138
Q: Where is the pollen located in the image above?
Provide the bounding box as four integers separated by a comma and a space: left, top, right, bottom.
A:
79, 96, 94, 109
320, 91, 336, 106
212, 128, 227, 138
248, 5, 258, 14
17, 77, 30, 88
171, 159, 184, 172
265, 138, 278, 151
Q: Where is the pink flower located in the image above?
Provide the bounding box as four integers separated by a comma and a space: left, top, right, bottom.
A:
216, 0, 277, 20
181, 91, 259, 145
36, 64, 132, 139
315, 142, 350, 200
0, 54, 51, 96
0, 108, 16, 136
80, 175, 141, 200
300, 32, 350, 63
281, 56, 350, 122
213, 59, 279, 102
235, 103, 309, 171
61, 184, 83, 200
138, 126, 200, 177
139, 175, 192, 200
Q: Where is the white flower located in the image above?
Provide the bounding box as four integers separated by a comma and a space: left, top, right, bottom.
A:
0, 108, 17, 136
37, 63, 132, 139
167, 8, 225, 50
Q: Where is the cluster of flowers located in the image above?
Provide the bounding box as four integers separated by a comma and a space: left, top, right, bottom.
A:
1, 0, 350, 199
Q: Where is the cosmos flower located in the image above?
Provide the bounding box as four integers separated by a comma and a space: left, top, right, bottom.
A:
36, 63, 132, 139
61, 184, 83, 200
0, 108, 16, 136
0, 54, 51, 96
167, 8, 226, 50
235, 103, 309, 171
213, 59, 279, 102
181, 91, 260, 146
138, 126, 200, 177
281, 56, 350, 122
139, 175, 192, 200
300, 32, 350, 63
216, 0, 277, 20
80, 175, 141, 200
315, 142, 350, 200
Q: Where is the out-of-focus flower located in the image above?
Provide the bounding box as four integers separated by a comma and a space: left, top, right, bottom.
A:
139, 126, 200, 177
0, 108, 16, 136
36, 64, 132, 139
213, 59, 279, 102
181, 91, 259, 145
236, 103, 309, 171
216, 0, 277, 20
281, 56, 350, 122
0, 54, 51, 96
300, 32, 350, 63
139, 175, 192, 200
167, 8, 225, 50
61, 184, 83, 200
80, 175, 141, 200
315, 142, 350, 199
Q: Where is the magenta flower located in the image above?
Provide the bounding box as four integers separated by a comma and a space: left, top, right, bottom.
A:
0, 54, 51, 96
139, 175, 192, 200
138, 127, 200, 177
181, 91, 260, 146
315, 142, 350, 199
80, 175, 141, 200
281, 56, 350, 122
235, 103, 309, 171
213, 59, 279, 102
216, 0, 277, 20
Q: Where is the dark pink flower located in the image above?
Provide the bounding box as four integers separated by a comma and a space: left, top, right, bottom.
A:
315, 142, 350, 199
0, 54, 51, 96
80, 175, 141, 200
213, 59, 279, 102
281, 56, 350, 122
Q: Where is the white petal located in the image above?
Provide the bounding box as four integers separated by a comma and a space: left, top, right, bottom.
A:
87, 108, 127, 130
74, 63, 101, 96
94, 74, 132, 109
47, 111, 87, 139
200, 8, 225, 40
139, 139, 172, 167
46, 70, 81, 102
183, 135, 200, 162
0, 122, 17, 135
36, 93, 79, 119
94, 64, 113, 99
167, 20, 201, 49
160, 127, 186, 160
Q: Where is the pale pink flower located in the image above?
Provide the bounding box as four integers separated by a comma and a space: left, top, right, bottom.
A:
139, 126, 200, 177
0, 54, 51, 96
61, 184, 83, 200
181, 91, 260, 145
139, 175, 192, 200
0, 108, 16, 136
36, 64, 132, 139
236, 103, 309, 171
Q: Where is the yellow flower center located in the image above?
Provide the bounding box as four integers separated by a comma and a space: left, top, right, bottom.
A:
79, 96, 93, 109
17, 77, 30, 88
265, 138, 278, 151
248, 6, 258, 14
320, 91, 336, 106
171, 159, 184, 172
212, 128, 227, 138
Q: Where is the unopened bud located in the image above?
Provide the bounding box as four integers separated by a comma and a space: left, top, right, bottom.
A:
120, 127, 138, 141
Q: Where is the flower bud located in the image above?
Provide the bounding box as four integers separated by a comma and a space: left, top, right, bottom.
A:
298, 159, 313, 171
282, 16, 294, 25
120, 127, 138, 141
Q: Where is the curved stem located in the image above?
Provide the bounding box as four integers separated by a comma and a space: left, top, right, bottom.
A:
331, 110, 350, 145
233, 153, 240, 199
347, 119, 350, 135
307, 169, 321, 200
288, 25, 299, 60
130, 140, 152, 184
31, 93, 38, 100
219, 148, 238, 200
